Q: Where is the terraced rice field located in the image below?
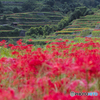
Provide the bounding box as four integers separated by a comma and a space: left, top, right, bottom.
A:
0, 11, 65, 29
48, 9, 100, 40
70, 10, 100, 28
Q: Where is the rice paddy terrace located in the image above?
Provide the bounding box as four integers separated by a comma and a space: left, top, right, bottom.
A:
47, 9, 100, 41
0, 11, 65, 42
1, 8, 100, 45
70, 11, 100, 28
0, 0, 66, 42
0, 11, 65, 29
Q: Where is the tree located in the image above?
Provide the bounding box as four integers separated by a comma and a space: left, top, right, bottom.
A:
75, 6, 87, 15
22, 0, 36, 11
38, 26, 43, 35
2, 15, 6, 21
44, 0, 55, 7
0, 1, 3, 8
13, 7, 20, 13
43, 25, 52, 35
97, 5, 100, 9
26, 27, 43, 37
0, 1, 3, 13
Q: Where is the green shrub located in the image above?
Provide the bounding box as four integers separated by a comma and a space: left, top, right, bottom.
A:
13, 7, 20, 13
26, 26, 43, 36
92, 31, 100, 37
73, 37, 85, 43
8, 38, 17, 45
97, 5, 100, 9
80, 29, 91, 37
2, 15, 7, 21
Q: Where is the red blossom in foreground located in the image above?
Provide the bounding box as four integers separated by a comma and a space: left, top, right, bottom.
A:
44, 93, 100, 100
12, 51, 19, 55
8, 43, 14, 47
28, 39, 32, 41
0, 38, 99, 99
0, 88, 18, 100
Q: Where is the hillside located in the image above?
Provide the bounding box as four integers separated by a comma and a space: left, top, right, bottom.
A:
0, 0, 100, 14
0, 11, 65, 29
47, 9, 100, 41
0, 1, 100, 99
0, 0, 100, 44
26, 8, 100, 46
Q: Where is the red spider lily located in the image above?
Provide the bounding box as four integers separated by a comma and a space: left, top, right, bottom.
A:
43, 92, 68, 100
97, 22, 100, 23
0, 38, 99, 99
28, 39, 32, 41
12, 51, 19, 55
71, 41, 74, 43
0, 88, 18, 100
0, 40, 6, 46
4, 44, 7, 48
65, 40, 69, 42
8, 43, 14, 47
45, 41, 49, 43
17, 39, 22, 46
93, 29, 100, 31
29, 59, 43, 67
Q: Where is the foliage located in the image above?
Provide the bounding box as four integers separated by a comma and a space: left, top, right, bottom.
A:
44, 0, 55, 7
13, 7, 20, 13
80, 29, 91, 37
2, 15, 7, 21
97, 5, 100, 9
26, 26, 44, 38
26, 25, 54, 37
26, 6, 94, 37
21, 0, 36, 11
7, 38, 17, 45
0, 0, 98, 14
43, 25, 53, 35
92, 31, 100, 37
0, 1, 3, 8
57, 18, 69, 30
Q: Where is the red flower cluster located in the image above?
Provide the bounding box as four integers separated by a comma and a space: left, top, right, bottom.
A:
93, 29, 100, 31
0, 38, 99, 99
